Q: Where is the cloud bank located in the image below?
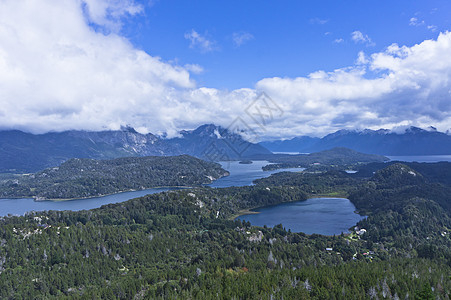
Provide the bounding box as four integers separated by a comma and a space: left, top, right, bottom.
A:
0, 0, 450, 139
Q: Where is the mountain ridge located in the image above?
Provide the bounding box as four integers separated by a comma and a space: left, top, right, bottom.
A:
0, 124, 270, 173
260, 126, 451, 155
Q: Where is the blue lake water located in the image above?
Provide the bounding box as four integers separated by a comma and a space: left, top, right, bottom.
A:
236, 198, 365, 235
1, 155, 444, 233
0, 188, 178, 217
0, 160, 366, 236
0, 161, 304, 217
208, 161, 304, 188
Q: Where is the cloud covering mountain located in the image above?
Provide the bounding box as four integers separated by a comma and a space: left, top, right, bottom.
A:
0, 0, 450, 139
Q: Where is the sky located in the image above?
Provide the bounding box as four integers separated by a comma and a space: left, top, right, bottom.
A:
0, 0, 450, 139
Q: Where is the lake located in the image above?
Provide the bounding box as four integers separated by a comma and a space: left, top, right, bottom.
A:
387, 155, 451, 162
236, 198, 365, 236
0, 161, 304, 217
0, 160, 365, 236
208, 161, 304, 188
0, 188, 180, 217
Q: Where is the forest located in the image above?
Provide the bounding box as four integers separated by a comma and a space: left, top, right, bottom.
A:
0, 155, 227, 200
0, 162, 450, 298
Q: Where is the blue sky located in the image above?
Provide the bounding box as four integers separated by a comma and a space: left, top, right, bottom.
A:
121, 0, 451, 89
0, 0, 450, 138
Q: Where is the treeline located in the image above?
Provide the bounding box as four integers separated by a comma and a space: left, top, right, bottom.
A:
0, 155, 227, 199
352, 161, 451, 185
255, 170, 360, 196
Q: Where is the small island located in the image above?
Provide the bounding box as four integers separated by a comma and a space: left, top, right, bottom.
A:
238, 160, 253, 164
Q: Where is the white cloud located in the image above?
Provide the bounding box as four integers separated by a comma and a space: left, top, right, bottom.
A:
0, 0, 193, 135
356, 51, 368, 64
334, 38, 344, 44
0, 0, 450, 139
254, 32, 451, 137
184, 64, 204, 74
184, 29, 218, 53
82, 0, 144, 32
409, 16, 437, 32
232, 32, 254, 47
409, 17, 424, 26
351, 30, 375, 46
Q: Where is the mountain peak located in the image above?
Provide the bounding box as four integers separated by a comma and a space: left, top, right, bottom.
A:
192, 124, 222, 135
323, 129, 355, 140
120, 125, 138, 134
404, 126, 426, 134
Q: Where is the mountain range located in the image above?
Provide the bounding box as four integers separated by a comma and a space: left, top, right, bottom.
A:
260, 126, 451, 156
0, 124, 270, 173
2, 124, 450, 173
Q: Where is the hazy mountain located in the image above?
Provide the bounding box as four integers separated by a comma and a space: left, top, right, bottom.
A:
260, 127, 451, 155
0, 124, 270, 173
259, 136, 320, 153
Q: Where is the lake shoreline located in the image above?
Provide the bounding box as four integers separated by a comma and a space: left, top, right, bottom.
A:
235, 196, 364, 236
233, 194, 351, 219
0, 170, 231, 202
0, 186, 193, 202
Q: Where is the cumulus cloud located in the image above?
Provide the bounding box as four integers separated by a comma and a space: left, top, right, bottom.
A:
334, 38, 344, 44
82, 0, 144, 32
184, 29, 218, 53
351, 30, 375, 46
255, 32, 451, 137
0, 0, 450, 139
232, 32, 254, 47
0, 0, 194, 135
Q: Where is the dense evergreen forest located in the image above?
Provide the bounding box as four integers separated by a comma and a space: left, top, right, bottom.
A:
0, 155, 228, 200
0, 162, 450, 298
